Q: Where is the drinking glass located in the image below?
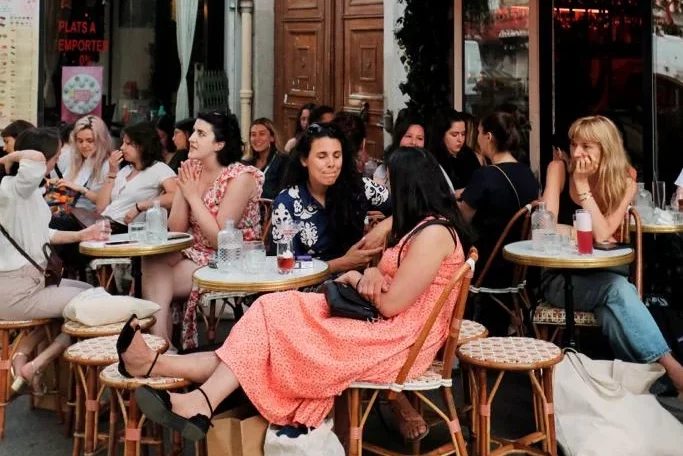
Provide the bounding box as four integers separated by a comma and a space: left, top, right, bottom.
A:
575, 210, 593, 255
129, 221, 146, 242
96, 219, 112, 241
543, 232, 562, 255
652, 181, 667, 210
243, 241, 267, 274
276, 240, 295, 274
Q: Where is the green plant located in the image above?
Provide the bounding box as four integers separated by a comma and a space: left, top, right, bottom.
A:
395, 0, 453, 124
395, 0, 491, 124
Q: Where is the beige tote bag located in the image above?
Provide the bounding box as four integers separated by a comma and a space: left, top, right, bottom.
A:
554, 350, 683, 456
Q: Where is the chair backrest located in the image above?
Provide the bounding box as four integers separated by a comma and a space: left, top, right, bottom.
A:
474, 200, 541, 289
259, 198, 273, 244
621, 206, 643, 298
388, 248, 478, 399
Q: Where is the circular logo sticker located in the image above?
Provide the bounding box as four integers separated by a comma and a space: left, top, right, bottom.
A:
62, 74, 101, 115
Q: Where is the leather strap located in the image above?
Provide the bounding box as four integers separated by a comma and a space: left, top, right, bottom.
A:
144, 352, 160, 378
0, 221, 45, 274
491, 164, 521, 209
196, 386, 214, 418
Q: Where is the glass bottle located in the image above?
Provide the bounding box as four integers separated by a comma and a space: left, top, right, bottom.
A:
217, 219, 243, 272
531, 201, 554, 251
144, 200, 168, 244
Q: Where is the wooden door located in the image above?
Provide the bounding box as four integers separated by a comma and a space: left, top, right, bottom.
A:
274, 0, 384, 157
335, 0, 385, 159
274, 0, 333, 142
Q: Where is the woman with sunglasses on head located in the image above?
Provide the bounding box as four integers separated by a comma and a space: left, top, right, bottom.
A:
52, 115, 112, 213
542, 115, 683, 393
142, 110, 263, 349
284, 103, 316, 153
0, 128, 105, 396
242, 118, 288, 199
271, 123, 390, 274
96, 121, 178, 230
116, 146, 473, 444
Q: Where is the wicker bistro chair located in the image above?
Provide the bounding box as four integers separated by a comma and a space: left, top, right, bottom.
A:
470, 201, 541, 337
0, 319, 62, 440
99, 363, 191, 456
63, 334, 168, 456
532, 206, 643, 343
458, 337, 563, 456
346, 248, 478, 456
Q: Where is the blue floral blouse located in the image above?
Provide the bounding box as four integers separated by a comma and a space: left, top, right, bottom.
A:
271, 177, 391, 260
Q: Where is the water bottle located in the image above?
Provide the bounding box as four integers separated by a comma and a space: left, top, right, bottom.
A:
217, 219, 243, 272
144, 200, 168, 243
634, 182, 654, 221
531, 201, 554, 251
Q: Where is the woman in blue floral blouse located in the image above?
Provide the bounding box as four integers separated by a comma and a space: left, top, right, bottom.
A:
270, 123, 391, 273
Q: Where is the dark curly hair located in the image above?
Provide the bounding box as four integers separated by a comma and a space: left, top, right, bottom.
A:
123, 121, 164, 170
196, 109, 243, 166
281, 123, 366, 256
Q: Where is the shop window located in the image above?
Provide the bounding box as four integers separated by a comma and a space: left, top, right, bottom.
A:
463, 0, 530, 121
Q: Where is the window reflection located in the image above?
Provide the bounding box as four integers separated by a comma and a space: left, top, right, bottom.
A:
463, 1, 530, 121
653, 0, 683, 190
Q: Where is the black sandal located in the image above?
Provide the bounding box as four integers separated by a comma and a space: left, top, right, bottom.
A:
136, 385, 214, 441
117, 314, 162, 378
117, 314, 140, 378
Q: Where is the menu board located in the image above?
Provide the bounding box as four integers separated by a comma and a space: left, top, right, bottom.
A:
0, 0, 40, 129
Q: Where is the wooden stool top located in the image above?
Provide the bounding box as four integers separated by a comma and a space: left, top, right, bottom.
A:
458, 319, 488, 346
0, 318, 51, 329
62, 317, 156, 338
99, 363, 191, 390
64, 334, 168, 366
458, 337, 562, 371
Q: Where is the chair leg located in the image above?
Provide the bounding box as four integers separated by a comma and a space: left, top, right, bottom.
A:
476, 367, 490, 456
441, 387, 468, 456
542, 367, 558, 456
348, 389, 361, 456
0, 329, 9, 440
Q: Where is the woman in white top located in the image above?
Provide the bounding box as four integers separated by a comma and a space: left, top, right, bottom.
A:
0, 128, 103, 394
54, 115, 111, 211
96, 121, 177, 230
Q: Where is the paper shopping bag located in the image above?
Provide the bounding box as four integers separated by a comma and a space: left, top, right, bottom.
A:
206, 404, 268, 456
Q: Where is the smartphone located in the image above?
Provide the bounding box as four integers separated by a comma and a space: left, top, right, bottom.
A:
105, 240, 137, 246
167, 233, 190, 241
593, 241, 625, 251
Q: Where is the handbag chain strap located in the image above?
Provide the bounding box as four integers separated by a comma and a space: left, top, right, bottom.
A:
0, 222, 46, 274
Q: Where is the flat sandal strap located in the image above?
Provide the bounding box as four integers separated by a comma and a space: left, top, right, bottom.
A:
197, 386, 214, 418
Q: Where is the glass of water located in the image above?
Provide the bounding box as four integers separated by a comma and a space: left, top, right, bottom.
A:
543, 232, 562, 255
243, 241, 267, 274
129, 221, 146, 242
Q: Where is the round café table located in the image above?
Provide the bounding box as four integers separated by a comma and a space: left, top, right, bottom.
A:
80, 233, 194, 298
630, 222, 683, 234
192, 257, 329, 331
503, 240, 634, 348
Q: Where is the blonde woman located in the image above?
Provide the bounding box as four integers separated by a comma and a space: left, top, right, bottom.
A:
542, 115, 683, 392
55, 115, 112, 211
242, 118, 287, 199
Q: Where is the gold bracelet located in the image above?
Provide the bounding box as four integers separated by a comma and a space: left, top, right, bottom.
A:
579, 193, 593, 202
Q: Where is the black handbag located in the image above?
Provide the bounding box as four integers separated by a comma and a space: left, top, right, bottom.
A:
323, 281, 381, 322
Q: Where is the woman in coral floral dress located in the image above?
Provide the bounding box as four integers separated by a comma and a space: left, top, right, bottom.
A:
120, 145, 472, 440
141, 110, 263, 348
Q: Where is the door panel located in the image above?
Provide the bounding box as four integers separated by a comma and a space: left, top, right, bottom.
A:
275, 0, 384, 157
336, 1, 384, 159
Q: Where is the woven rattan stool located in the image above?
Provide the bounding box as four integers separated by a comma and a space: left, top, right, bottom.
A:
458, 337, 563, 456
0, 318, 61, 440
61, 317, 156, 438
63, 334, 168, 456
100, 363, 190, 456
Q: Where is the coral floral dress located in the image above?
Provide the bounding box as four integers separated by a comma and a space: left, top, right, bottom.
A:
179, 163, 263, 349
217, 219, 465, 427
